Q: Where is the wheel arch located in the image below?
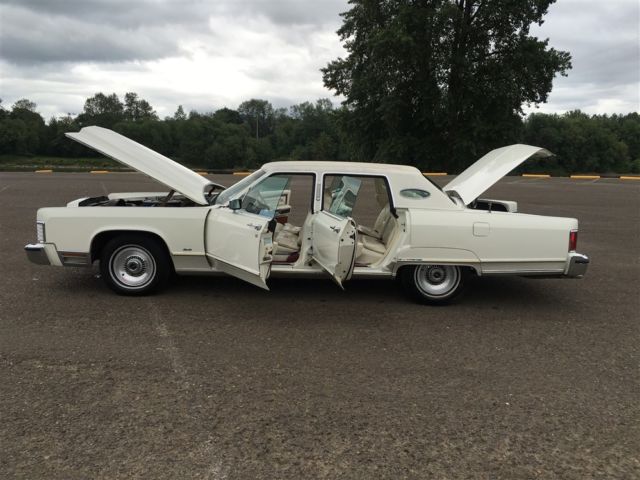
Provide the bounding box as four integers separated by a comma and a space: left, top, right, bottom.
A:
392, 247, 482, 277
90, 230, 174, 270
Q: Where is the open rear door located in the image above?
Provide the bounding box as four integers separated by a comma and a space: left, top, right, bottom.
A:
205, 208, 274, 290
311, 211, 357, 288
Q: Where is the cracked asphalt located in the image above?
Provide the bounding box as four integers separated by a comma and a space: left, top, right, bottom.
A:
1, 172, 638, 479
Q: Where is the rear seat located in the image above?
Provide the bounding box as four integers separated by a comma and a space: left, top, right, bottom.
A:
356, 211, 395, 264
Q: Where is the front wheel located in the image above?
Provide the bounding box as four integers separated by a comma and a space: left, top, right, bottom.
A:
100, 234, 171, 295
400, 264, 466, 305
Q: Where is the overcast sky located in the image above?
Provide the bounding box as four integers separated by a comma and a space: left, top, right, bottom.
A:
0, 0, 638, 119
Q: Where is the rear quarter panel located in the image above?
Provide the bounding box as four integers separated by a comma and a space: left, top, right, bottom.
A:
401, 209, 577, 274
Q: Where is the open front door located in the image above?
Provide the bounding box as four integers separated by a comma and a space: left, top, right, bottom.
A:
205, 208, 273, 290
205, 173, 292, 290
311, 211, 357, 288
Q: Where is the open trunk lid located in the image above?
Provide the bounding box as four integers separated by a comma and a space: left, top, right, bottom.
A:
443, 144, 552, 205
66, 126, 222, 205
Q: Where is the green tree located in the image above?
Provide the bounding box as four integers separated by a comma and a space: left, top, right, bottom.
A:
12, 98, 37, 112
238, 99, 274, 139
123, 92, 158, 121
173, 105, 187, 121
284, 99, 342, 159
1, 98, 46, 154
213, 107, 243, 124
44, 115, 88, 157
77, 93, 124, 128
322, 0, 571, 170
522, 111, 633, 174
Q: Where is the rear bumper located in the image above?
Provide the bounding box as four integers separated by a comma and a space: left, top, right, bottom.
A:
565, 252, 589, 278
25, 243, 51, 265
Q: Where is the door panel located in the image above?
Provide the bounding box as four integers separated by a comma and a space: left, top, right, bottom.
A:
205, 208, 273, 290
311, 211, 357, 288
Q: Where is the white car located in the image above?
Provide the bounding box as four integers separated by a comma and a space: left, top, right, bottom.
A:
25, 126, 589, 304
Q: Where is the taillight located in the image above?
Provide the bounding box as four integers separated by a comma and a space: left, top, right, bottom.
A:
569, 230, 578, 251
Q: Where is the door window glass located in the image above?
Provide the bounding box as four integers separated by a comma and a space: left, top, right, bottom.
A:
324, 175, 362, 218
214, 169, 266, 205
242, 174, 291, 217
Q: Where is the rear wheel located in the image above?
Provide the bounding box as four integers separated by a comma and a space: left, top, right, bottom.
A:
99, 234, 171, 295
401, 264, 466, 305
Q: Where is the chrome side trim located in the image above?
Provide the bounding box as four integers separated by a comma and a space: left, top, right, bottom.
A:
58, 251, 91, 266
394, 260, 481, 276
25, 244, 50, 265
483, 269, 565, 275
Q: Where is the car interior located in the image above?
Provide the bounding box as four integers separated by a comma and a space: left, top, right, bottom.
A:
325, 176, 397, 266
243, 173, 398, 267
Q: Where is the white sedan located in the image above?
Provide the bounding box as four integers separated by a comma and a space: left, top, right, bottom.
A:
25, 127, 589, 304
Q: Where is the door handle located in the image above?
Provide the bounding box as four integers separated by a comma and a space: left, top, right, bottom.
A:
329, 226, 340, 233
247, 223, 261, 231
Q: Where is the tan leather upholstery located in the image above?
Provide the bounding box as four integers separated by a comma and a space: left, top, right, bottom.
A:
362, 235, 386, 254
355, 205, 396, 264
274, 223, 302, 255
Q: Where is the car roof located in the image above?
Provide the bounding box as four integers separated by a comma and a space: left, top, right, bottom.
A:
260, 160, 459, 210
262, 160, 421, 176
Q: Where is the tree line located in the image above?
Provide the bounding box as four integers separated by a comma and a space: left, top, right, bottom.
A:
0, 94, 637, 173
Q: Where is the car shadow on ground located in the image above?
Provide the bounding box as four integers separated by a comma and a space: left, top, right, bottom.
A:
49, 267, 567, 311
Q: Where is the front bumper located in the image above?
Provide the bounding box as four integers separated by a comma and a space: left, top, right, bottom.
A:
25, 243, 51, 265
565, 252, 590, 278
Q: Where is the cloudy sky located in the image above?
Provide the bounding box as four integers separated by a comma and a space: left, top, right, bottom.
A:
0, 0, 638, 119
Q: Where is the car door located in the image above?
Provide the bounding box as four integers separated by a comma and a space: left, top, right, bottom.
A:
205, 174, 291, 290
311, 175, 361, 288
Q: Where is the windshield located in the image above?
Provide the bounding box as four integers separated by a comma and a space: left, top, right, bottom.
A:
214, 169, 266, 205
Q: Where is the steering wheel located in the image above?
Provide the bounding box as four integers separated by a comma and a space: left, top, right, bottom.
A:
245, 196, 271, 214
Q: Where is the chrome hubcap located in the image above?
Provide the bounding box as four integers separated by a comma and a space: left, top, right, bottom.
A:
415, 265, 460, 297
110, 245, 156, 289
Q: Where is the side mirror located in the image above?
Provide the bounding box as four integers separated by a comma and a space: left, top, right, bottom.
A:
228, 198, 242, 211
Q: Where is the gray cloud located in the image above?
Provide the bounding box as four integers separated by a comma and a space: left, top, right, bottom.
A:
530, 0, 639, 113
210, 0, 348, 26
1, 0, 212, 29
0, 0, 346, 64
1, 5, 183, 63
0, 0, 637, 118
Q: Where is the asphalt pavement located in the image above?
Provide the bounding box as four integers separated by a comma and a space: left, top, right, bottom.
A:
1, 172, 638, 479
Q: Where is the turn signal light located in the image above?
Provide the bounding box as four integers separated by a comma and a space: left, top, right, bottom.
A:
569, 230, 578, 251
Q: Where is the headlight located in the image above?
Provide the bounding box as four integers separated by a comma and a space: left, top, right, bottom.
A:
36, 222, 45, 243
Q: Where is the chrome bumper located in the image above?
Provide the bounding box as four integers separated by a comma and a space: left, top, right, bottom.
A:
25, 243, 51, 265
565, 253, 589, 278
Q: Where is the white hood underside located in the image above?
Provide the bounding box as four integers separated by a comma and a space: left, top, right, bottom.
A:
66, 126, 220, 205
444, 144, 552, 205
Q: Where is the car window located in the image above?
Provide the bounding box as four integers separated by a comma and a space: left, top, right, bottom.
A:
242, 174, 291, 217
325, 175, 362, 218
323, 175, 391, 227
214, 169, 266, 205
400, 188, 430, 199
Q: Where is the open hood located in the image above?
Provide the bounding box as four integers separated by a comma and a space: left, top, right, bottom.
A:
66, 126, 222, 205
443, 144, 552, 204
